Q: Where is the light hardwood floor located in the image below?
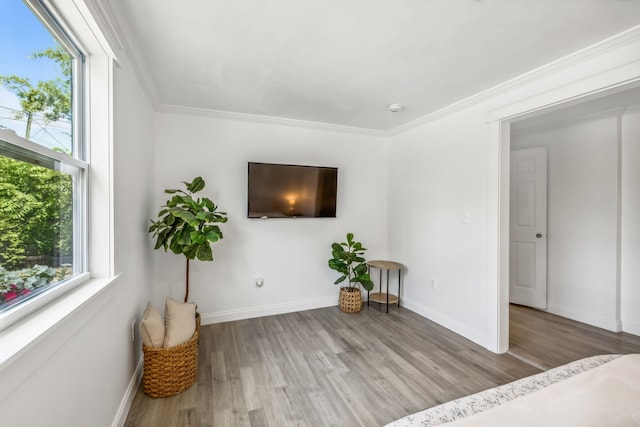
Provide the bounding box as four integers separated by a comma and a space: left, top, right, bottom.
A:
125, 304, 639, 427
508, 304, 640, 370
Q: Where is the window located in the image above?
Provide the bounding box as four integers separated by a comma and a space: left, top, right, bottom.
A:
0, 0, 87, 329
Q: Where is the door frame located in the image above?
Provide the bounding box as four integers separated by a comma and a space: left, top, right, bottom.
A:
491, 80, 640, 354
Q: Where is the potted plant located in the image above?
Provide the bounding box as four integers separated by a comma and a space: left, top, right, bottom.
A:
328, 232, 374, 313
148, 176, 227, 302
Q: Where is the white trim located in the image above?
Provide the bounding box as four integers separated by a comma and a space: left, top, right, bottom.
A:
84, 0, 159, 107
157, 104, 387, 137
111, 355, 143, 427
486, 121, 511, 354
510, 106, 629, 136
391, 25, 640, 135
622, 320, 640, 336
401, 297, 486, 348
0, 272, 90, 331
64, 6, 640, 137
200, 296, 337, 325
0, 276, 118, 397
615, 114, 624, 330
490, 27, 640, 354
546, 303, 622, 333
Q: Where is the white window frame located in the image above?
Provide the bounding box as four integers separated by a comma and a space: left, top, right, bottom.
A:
0, 129, 89, 330
0, 0, 115, 332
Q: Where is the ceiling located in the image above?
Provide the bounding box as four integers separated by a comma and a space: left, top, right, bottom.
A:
111, 0, 640, 131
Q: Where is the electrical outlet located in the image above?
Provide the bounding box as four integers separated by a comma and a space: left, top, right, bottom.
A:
431, 277, 437, 289
130, 319, 136, 342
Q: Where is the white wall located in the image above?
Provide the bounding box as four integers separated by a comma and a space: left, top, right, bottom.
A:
153, 114, 389, 323
511, 115, 620, 330
112, 51, 158, 392
0, 52, 156, 427
388, 107, 492, 343
388, 28, 640, 351
621, 108, 640, 334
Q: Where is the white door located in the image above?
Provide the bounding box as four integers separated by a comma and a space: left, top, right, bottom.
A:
510, 147, 548, 309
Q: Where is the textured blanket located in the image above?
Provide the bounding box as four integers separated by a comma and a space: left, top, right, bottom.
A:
386, 354, 628, 426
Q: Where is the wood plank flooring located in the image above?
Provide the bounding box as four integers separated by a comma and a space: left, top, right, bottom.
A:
125, 304, 639, 426
508, 304, 640, 370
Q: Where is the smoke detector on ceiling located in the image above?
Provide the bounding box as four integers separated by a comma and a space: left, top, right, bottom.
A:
388, 103, 403, 113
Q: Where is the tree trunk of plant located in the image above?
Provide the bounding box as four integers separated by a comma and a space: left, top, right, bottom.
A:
185, 257, 190, 302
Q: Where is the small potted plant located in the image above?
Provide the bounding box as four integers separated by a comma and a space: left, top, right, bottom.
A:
148, 176, 227, 302
328, 232, 373, 313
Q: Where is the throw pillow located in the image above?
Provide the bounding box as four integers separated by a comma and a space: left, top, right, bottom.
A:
140, 302, 165, 348
163, 298, 197, 348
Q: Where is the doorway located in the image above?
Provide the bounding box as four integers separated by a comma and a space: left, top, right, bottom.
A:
498, 84, 640, 354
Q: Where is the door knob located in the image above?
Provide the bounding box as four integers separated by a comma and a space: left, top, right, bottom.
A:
536, 233, 543, 238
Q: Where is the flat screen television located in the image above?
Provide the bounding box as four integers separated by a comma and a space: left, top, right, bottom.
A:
248, 162, 338, 218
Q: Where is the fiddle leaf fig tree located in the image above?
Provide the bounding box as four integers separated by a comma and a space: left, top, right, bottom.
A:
149, 177, 227, 302
328, 232, 373, 292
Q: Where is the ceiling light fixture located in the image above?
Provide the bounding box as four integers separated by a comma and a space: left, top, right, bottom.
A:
388, 103, 403, 113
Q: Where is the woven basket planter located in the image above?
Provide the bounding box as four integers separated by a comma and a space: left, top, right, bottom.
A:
339, 287, 362, 313
142, 313, 201, 398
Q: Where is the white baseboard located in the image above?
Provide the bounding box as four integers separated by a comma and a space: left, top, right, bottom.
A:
622, 320, 640, 336
546, 303, 621, 332
200, 296, 338, 325
401, 297, 486, 349
111, 355, 143, 427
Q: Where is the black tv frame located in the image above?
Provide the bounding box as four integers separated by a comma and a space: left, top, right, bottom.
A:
247, 162, 338, 219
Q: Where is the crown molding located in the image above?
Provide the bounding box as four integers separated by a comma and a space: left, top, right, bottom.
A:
157, 104, 389, 137
387, 24, 640, 136
86, 0, 160, 107
80, 0, 124, 52
81, 3, 640, 138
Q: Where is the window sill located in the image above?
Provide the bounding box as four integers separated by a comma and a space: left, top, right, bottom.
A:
0, 275, 119, 373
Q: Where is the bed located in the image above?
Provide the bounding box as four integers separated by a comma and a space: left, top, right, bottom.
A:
386, 354, 640, 426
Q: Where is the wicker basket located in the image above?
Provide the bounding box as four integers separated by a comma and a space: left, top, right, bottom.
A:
339, 287, 362, 313
142, 313, 201, 398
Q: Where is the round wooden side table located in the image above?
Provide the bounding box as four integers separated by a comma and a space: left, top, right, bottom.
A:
366, 260, 403, 313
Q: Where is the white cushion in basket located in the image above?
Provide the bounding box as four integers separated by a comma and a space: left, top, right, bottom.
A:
163, 298, 197, 348
140, 302, 165, 348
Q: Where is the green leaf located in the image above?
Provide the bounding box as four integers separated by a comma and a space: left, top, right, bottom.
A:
196, 243, 213, 261
206, 230, 221, 242
169, 236, 182, 254
354, 263, 367, 275
334, 275, 347, 284
183, 244, 198, 259
201, 197, 215, 210
177, 225, 192, 245
185, 177, 205, 193
190, 231, 206, 244
361, 279, 374, 291
171, 209, 199, 227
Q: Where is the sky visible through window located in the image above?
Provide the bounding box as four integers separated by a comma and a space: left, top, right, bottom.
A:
0, 0, 72, 152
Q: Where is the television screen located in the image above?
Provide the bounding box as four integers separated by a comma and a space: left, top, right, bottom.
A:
248, 162, 338, 218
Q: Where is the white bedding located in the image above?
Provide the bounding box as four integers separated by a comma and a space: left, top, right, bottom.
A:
443, 354, 640, 427
386, 354, 638, 427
